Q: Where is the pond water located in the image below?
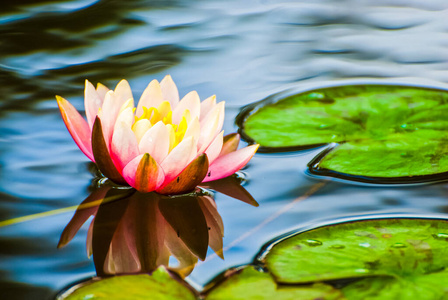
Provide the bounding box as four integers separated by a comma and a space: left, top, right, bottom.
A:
1, 0, 448, 298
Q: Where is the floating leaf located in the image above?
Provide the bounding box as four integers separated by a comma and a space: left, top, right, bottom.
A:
239, 85, 448, 183
62, 267, 197, 300
342, 271, 448, 299
205, 266, 345, 300
264, 218, 448, 299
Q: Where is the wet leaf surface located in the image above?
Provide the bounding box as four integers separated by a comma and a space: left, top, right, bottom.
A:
240, 85, 448, 183
205, 266, 345, 300
63, 267, 197, 300
264, 218, 448, 299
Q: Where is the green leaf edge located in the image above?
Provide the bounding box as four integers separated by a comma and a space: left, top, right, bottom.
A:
237, 83, 448, 184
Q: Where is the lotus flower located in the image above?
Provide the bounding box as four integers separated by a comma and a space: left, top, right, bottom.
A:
56, 76, 258, 194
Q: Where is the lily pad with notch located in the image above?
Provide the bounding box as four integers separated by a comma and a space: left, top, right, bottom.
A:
262, 217, 448, 299
238, 84, 448, 184
205, 266, 345, 300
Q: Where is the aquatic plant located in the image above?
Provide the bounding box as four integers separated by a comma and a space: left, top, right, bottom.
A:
56, 76, 258, 194
239, 84, 448, 184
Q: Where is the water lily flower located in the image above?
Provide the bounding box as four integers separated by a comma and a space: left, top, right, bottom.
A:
56, 76, 258, 194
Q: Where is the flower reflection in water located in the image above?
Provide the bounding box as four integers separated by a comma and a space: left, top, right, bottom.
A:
58, 175, 257, 278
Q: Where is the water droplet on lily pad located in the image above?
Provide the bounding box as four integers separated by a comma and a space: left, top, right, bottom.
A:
264, 217, 448, 299
391, 242, 407, 248
400, 123, 417, 131
307, 92, 325, 100
304, 239, 322, 247
432, 233, 448, 240
329, 244, 345, 249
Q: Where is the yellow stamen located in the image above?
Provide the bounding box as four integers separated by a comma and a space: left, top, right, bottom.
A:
175, 116, 188, 145
158, 100, 171, 115
132, 102, 193, 151
181, 109, 191, 124
166, 124, 176, 152
162, 111, 172, 125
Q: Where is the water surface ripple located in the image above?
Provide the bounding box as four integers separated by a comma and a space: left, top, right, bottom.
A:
1, 0, 448, 298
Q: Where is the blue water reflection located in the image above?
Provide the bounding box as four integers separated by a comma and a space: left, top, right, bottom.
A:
1, 0, 448, 299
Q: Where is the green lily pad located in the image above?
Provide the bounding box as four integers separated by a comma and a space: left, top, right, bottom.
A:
263, 218, 448, 299
239, 84, 448, 183
341, 271, 448, 300
61, 267, 197, 300
205, 266, 345, 300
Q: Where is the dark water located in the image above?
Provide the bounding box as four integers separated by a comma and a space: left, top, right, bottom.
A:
1, 0, 448, 298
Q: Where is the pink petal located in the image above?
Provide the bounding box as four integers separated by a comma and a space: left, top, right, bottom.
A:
96, 83, 110, 100
111, 122, 140, 174
84, 80, 103, 128
114, 106, 135, 130
157, 154, 209, 195
204, 131, 223, 165
184, 117, 200, 142
56, 96, 94, 161
219, 133, 240, 157
122, 154, 165, 193
114, 79, 133, 104
197, 108, 220, 153
215, 101, 225, 135
136, 79, 163, 117
132, 119, 152, 144
99, 91, 120, 149
91, 116, 127, 184
172, 91, 200, 124
202, 144, 259, 182
138, 121, 170, 164
160, 136, 197, 185
100, 83, 134, 149
200, 95, 216, 121
200, 101, 225, 136
160, 75, 179, 107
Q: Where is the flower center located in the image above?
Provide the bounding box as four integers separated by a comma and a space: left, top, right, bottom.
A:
132, 101, 191, 151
